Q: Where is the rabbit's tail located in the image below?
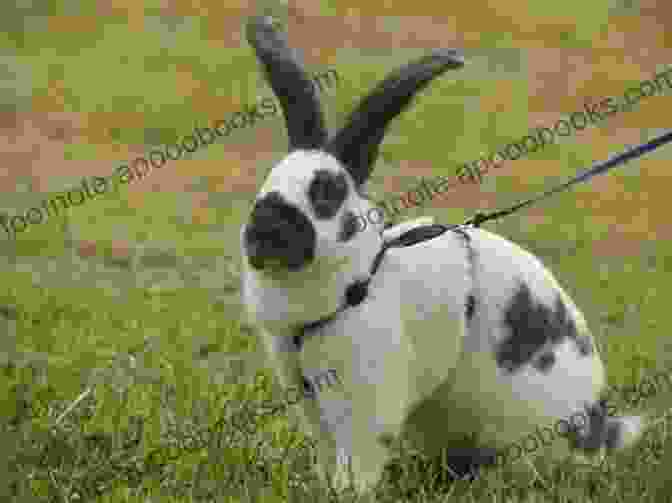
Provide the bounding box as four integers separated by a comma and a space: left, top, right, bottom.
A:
571, 401, 649, 453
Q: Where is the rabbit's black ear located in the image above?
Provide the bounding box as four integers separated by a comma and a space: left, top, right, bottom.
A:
246, 16, 328, 151
325, 50, 464, 186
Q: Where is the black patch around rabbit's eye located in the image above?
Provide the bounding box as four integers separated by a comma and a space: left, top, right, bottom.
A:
308, 169, 348, 219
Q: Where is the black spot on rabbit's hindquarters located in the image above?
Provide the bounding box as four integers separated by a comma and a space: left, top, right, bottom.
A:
496, 282, 584, 374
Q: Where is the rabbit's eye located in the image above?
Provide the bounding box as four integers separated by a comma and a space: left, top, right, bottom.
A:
308, 170, 348, 219
338, 211, 361, 242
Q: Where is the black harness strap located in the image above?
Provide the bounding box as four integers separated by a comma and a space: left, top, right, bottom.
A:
295, 129, 672, 348
294, 223, 464, 348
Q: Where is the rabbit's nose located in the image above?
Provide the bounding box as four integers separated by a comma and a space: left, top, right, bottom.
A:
244, 192, 316, 271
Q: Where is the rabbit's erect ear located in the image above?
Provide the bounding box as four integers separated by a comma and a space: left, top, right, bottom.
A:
325, 50, 464, 186
246, 16, 328, 151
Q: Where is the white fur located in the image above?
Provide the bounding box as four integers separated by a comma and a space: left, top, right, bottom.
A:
242, 169, 645, 491
242, 151, 385, 332
240, 18, 644, 491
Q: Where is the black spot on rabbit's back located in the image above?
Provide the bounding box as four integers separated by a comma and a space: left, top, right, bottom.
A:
496, 282, 583, 374
308, 169, 348, 219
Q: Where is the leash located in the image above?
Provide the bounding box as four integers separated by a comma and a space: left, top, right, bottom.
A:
462, 129, 672, 228
296, 129, 672, 346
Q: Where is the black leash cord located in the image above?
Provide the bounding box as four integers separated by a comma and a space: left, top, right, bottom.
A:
463, 129, 672, 228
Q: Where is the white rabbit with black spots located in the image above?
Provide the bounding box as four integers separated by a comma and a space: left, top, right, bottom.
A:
240, 15, 646, 492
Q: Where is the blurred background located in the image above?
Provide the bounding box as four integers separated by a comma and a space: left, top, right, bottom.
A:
2, 1, 672, 500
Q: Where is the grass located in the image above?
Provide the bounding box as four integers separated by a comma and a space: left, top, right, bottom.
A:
3, 1, 672, 501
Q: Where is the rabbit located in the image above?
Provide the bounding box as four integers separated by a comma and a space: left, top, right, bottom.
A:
240, 15, 646, 492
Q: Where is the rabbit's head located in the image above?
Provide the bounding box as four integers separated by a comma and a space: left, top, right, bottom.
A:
241, 16, 463, 325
